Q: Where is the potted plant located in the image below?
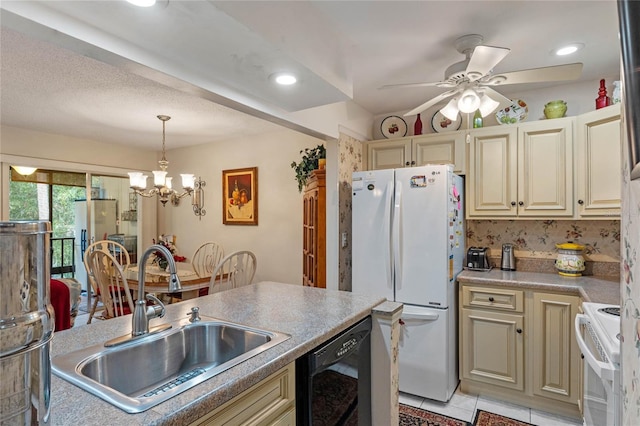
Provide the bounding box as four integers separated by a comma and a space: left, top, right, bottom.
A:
290, 144, 326, 192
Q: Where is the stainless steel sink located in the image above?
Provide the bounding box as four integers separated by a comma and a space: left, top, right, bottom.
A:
52, 318, 290, 413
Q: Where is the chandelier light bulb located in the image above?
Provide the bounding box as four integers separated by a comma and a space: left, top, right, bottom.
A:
458, 89, 481, 113
478, 94, 500, 117
440, 98, 460, 121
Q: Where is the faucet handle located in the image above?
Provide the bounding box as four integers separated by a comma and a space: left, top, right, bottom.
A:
146, 293, 166, 319
188, 307, 201, 323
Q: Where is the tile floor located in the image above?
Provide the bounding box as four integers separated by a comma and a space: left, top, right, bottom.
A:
399, 388, 583, 426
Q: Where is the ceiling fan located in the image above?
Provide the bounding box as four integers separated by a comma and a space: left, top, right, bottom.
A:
381, 34, 583, 119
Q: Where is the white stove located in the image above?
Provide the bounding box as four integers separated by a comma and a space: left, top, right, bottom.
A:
576, 302, 621, 426
582, 302, 621, 364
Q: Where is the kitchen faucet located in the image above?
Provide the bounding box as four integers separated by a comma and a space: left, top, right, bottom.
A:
105, 244, 182, 347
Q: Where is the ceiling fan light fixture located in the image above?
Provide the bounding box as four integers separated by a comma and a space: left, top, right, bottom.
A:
458, 89, 481, 114
440, 98, 460, 121
478, 94, 500, 117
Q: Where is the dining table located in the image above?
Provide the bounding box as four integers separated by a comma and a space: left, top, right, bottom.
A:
125, 263, 210, 301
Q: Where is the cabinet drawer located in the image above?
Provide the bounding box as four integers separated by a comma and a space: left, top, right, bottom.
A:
462, 286, 524, 312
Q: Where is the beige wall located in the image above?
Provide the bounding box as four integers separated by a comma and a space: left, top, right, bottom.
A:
158, 128, 324, 285
0, 125, 323, 286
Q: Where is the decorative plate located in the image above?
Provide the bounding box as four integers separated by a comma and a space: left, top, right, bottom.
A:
431, 110, 462, 133
495, 99, 528, 125
380, 115, 408, 138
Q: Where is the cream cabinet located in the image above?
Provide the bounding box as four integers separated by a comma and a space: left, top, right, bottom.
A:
531, 292, 581, 405
190, 363, 295, 426
467, 117, 574, 218
576, 104, 621, 218
364, 131, 466, 174
459, 283, 581, 419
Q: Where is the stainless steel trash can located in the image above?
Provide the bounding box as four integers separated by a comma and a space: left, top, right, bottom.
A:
0, 221, 53, 425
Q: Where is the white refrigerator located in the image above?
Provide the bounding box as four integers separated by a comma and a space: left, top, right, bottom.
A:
351, 164, 464, 402
74, 199, 118, 292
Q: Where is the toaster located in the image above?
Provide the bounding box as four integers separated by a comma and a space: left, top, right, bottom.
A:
466, 247, 490, 270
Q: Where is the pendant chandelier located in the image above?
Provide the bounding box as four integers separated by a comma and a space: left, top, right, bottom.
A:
128, 115, 195, 206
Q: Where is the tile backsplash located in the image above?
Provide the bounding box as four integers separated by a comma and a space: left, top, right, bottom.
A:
467, 219, 621, 277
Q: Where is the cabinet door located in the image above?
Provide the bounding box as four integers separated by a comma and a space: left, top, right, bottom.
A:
576, 105, 621, 217
517, 118, 574, 217
531, 293, 580, 405
365, 138, 412, 170
461, 307, 524, 390
467, 127, 518, 217
412, 132, 466, 174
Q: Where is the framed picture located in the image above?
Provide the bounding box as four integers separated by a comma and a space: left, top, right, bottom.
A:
222, 167, 258, 225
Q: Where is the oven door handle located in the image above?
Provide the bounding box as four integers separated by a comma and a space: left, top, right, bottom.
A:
575, 313, 615, 381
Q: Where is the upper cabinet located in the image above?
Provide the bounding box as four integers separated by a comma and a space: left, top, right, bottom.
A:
363, 132, 466, 174
467, 117, 574, 218
576, 104, 621, 218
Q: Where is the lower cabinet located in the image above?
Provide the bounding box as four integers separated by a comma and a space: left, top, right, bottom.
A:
459, 284, 581, 419
191, 363, 295, 426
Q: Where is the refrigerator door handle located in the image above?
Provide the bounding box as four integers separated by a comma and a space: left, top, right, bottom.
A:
392, 179, 402, 290
383, 180, 394, 288
402, 311, 440, 321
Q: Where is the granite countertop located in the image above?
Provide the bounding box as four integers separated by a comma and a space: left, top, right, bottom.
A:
49, 282, 385, 425
458, 269, 620, 305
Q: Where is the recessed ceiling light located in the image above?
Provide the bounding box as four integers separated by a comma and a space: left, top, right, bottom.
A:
272, 73, 297, 86
126, 0, 156, 7
555, 43, 584, 56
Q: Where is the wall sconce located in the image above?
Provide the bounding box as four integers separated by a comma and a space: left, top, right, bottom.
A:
192, 177, 206, 219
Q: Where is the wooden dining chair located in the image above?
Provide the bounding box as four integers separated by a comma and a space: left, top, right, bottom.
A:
208, 250, 257, 295
86, 249, 134, 320
191, 242, 224, 279
83, 240, 131, 323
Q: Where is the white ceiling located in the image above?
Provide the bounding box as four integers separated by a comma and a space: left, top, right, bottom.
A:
0, 1, 621, 150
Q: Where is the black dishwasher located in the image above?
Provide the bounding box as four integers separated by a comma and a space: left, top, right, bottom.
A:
296, 316, 372, 426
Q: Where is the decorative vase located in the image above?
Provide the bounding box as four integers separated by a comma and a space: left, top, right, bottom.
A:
595, 78, 611, 109
318, 158, 326, 170
543, 100, 567, 119
414, 113, 423, 135
555, 242, 586, 277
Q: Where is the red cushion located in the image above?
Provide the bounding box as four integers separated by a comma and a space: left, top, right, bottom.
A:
50, 279, 71, 331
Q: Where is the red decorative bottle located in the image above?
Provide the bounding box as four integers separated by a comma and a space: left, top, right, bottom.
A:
595, 79, 610, 109
414, 113, 423, 135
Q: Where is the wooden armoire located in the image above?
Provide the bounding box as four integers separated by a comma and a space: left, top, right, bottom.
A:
302, 169, 326, 288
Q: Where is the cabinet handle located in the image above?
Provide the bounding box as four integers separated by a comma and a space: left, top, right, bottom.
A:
516, 328, 522, 334
405, 161, 410, 166
518, 201, 524, 206
578, 199, 584, 205
411, 161, 416, 165
510, 201, 516, 206
488, 297, 494, 302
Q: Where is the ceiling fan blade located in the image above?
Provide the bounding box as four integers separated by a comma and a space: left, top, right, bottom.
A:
466, 45, 511, 81
481, 87, 514, 110
489, 63, 583, 86
403, 90, 458, 117
379, 81, 446, 90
